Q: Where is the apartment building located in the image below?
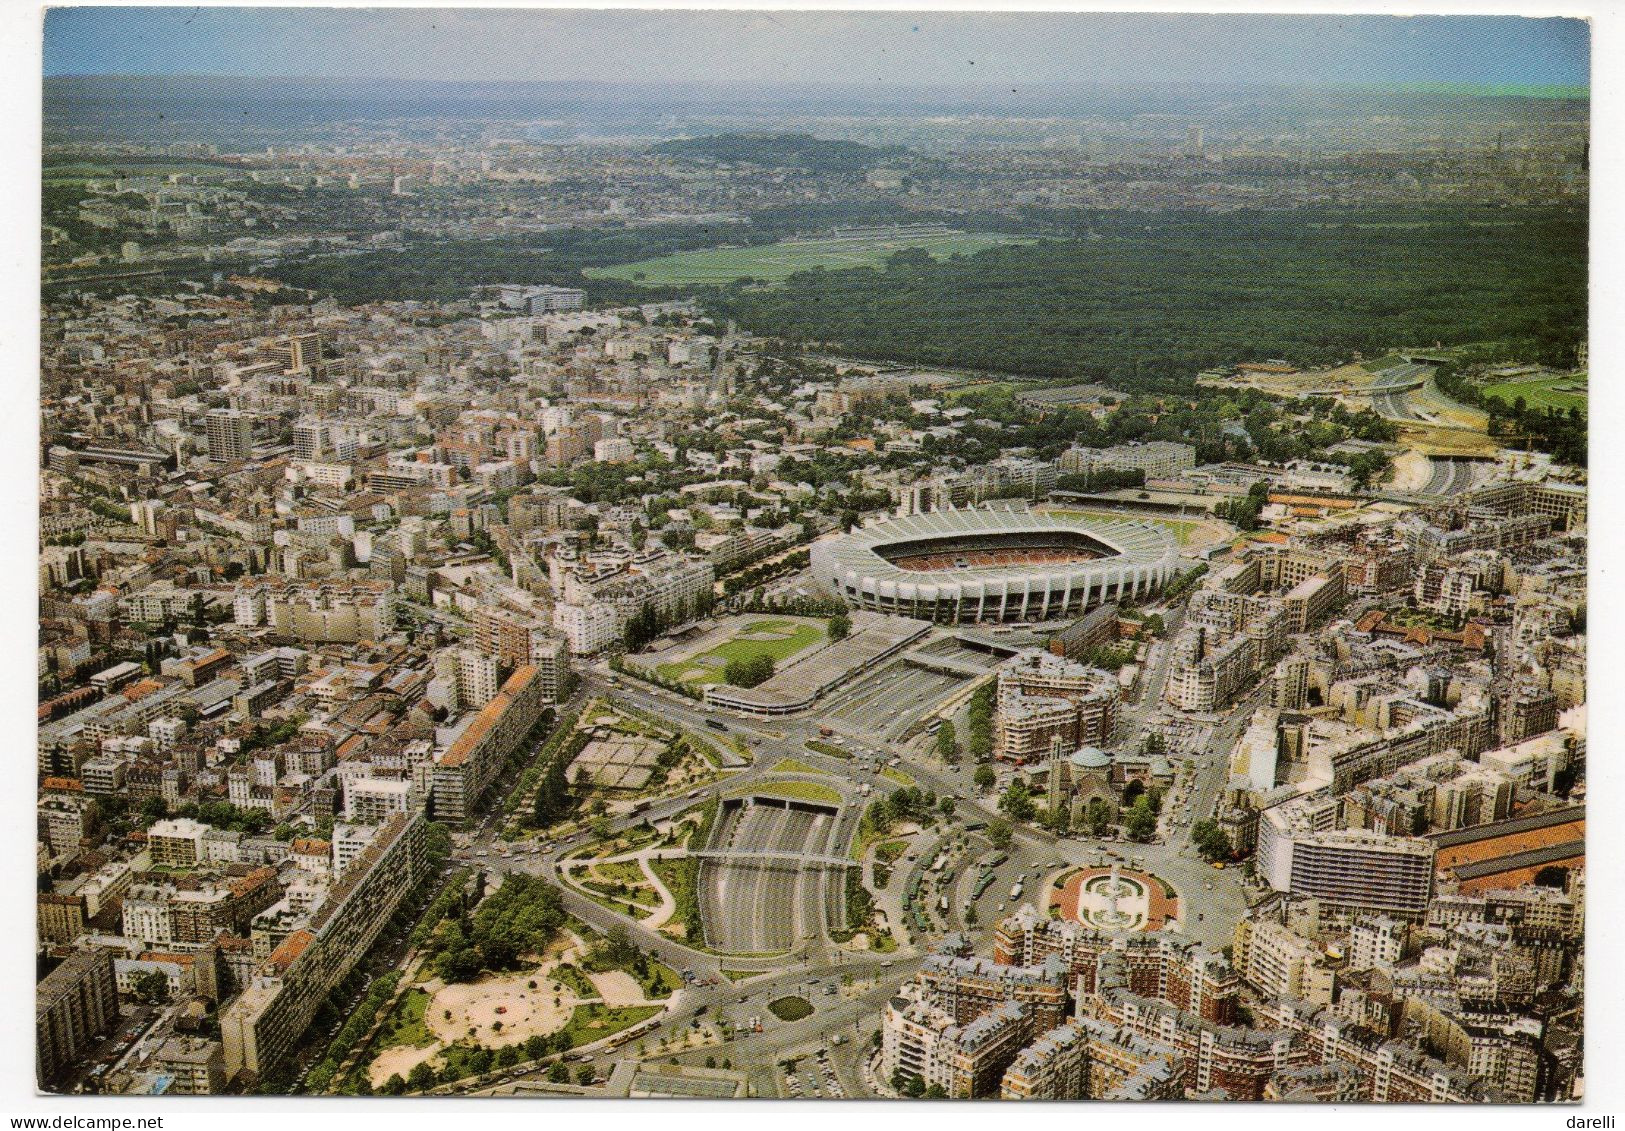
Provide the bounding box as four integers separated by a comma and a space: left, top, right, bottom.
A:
1060, 441, 1197, 480
429, 665, 546, 823
234, 579, 396, 643
146, 817, 210, 868
151, 1036, 227, 1095
993, 906, 1240, 1023
220, 811, 428, 1082
37, 947, 119, 1087
1257, 812, 1435, 922
994, 649, 1119, 764
1233, 918, 1337, 1007
916, 953, 1070, 1034
204, 408, 252, 463
1001, 1016, 1186, 1101
552, 601, 622, 656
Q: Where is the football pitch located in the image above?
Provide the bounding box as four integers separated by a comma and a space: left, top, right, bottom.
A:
584, 231, 1032, 287
655, 618, 826, 686
1480, 373, 1588, 415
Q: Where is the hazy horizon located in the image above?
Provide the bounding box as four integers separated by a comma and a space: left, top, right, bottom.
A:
44, 9, 1589, 89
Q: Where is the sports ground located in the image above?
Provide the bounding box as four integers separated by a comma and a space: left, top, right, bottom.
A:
653, 617, 827, 687
1480, 372, 1588, 415
584, 231, 1031, 287
1038, 505, 1231, 551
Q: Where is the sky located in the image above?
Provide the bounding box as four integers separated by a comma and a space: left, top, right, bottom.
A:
42, 8, 1589, 89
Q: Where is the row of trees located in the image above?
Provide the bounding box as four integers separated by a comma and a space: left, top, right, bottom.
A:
1435, 361, 1587, 466
965, 682, 996, 762
532, 726, 591, 827
1191, 818, 1236, 862
622, 590, 719, 653
380, 1029, 597, 1095
720, 549, 811, 597
1215, 480, 1272, 532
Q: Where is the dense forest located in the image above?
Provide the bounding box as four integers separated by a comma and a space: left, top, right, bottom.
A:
262, 205, 1586, 397
713, 207, 1587, 391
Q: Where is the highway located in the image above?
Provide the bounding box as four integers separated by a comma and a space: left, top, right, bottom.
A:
436, 625, 1254, 1095
1419, 456, 1482, 497
1369, 362, 1432, 421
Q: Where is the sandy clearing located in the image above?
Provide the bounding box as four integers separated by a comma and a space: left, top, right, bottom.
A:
426, 970, 581, 1049
587, 969, 648, 1008
367, 1040, 440, 1089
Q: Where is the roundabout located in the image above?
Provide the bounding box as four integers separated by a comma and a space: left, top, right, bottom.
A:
1049, 863, 1180, 932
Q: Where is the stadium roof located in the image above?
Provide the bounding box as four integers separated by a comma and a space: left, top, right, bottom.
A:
815, 505, 1177, 585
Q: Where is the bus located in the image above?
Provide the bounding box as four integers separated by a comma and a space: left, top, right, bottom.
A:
607, 1017, 660, 1049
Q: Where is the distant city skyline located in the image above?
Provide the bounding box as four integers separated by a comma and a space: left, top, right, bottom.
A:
44, 9, 1589, 90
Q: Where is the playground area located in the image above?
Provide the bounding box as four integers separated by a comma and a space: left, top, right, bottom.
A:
364, 932, 668, 1088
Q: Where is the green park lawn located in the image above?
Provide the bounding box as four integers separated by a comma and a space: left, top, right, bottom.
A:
770, 757, 830, 776
583, 232, 1030, 287
560, 1003, 662, 1048
767, 995, 814, 1022
656, 619, 825, 687
376, 988, 435, 1050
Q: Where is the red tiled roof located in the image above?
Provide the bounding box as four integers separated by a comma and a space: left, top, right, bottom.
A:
267, 929, 315, 973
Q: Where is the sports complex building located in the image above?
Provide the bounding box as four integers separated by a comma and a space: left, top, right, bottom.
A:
811, 506, 1181, 625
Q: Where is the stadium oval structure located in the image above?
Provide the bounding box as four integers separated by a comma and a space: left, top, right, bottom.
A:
811, 506, 1180, 625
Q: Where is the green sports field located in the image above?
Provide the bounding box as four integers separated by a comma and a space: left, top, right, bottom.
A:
584, 231, 1032, 287
1040, 506, 1227, 549
656, 618, 826, 686
1480, 372, 1587, 415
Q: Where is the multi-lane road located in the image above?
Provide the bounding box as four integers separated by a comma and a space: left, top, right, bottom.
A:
440, 638, 1254, 1095
1369, 362, 1433, 421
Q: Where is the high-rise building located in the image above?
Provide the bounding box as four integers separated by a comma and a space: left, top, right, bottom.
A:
36, 947, 119, 1087
1257, 812, 1435, 922
205, 408, 252, 463
455, 648, 501, 709
220, 811, 428, 1082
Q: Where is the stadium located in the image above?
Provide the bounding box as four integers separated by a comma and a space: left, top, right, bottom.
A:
810, 506, 1181, 624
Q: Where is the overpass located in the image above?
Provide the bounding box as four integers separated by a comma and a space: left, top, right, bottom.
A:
690, 849, 856, 869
